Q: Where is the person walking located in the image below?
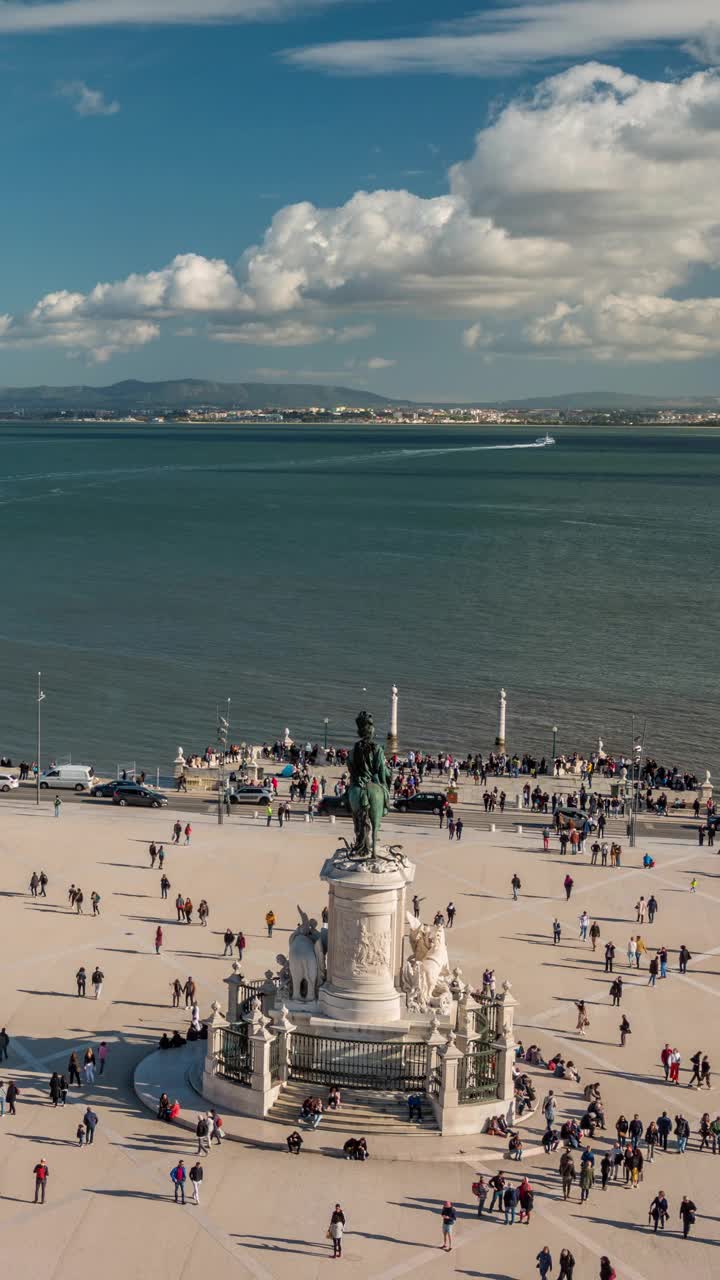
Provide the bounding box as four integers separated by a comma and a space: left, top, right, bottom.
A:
647, 894, 658, 923
195, 1114, 210, 1155
558, 1249, 575, 1280
171, 978, 182, 1008
580, 1161, 594, 1203
84, 1107, 98, 1145
91, 967, 104, 999
29, 872, 39, 897
679, 1195, 697, 1239
0, 1028, 11, 1061
688, 1050, 703, 1088
158, 845, 165, 870
575, 1000, 590, 1036
98, 1043, 108, 1076
503, 1182, 518, 1225
564, 874, 574, 901
579, 911, 589, 941
560, 1151, 576, 1200
472, 1175, 488, 1216
610, 977, 622, 1006
155, 926, 163, 954
49, 1073, 61, 1107
669, 1048, 682, 1084
265, 909, 276, 938
53, 796, 61, 818
678, 944, 691, 974
511, 873, 521, 901
657, 1111, 672, 1150
446, 902, 456, 928
488, 1172, 505, 1212
67, 1052, 81, 1087
184, 823, 192, 845
172, 820, 182, 845
6, 1079, 19, 1115
649, 1191, 669, 1232
33, 1159, 49, 1203
90, 891, 101, 916
553, 918, 561, 945
648, 955, 659, 986
604, 941, 615, 973
675, 1114, 690, 1153
223, 928, 235, 957
149, 841, 157, 868
265, 803, 273, 828
183, 976, 196, 1008
536, 1247, 553, 1280
160, 874, 170, 900
83, 1048, 96, 1084
329, 1204, 346, 1257
236, 931, 246, 961
599, 1259, 616, 1280
171, 1160, 187, 1204
209, 1110, 223, 1146
619, 1015, 631, 1047
189, 1161, 203, 1204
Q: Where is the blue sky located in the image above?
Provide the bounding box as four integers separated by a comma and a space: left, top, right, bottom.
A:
3, 0, 720, 399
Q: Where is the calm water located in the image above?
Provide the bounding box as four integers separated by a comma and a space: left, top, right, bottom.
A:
1, 422, 718, 775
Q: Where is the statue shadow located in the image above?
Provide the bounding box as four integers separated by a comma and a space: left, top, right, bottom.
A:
233, 1234, 328, 1257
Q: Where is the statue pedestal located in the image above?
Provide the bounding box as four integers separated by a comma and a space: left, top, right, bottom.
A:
319, 854, 415, 1024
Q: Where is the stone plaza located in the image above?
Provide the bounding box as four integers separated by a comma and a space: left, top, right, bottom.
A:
0, 778, 717, 1279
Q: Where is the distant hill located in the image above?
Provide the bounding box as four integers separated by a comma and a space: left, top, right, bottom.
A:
0, 379, 399, 412
479, 391, 720, 410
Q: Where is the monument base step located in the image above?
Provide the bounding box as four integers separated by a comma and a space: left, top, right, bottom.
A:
268, 1080, 438, 1137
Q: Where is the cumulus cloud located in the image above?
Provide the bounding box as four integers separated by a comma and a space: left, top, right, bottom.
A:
286, 0, 720, 77
366, 356, 396, 368
7, 64, 720, 365
58, 81, 120, 116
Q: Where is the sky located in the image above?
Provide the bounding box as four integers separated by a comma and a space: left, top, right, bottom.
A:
3, 0, 720, 400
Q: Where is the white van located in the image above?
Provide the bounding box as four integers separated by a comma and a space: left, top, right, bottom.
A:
39, 764, 95, 793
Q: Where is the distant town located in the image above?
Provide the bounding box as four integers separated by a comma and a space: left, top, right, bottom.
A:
7, 404, 720, 425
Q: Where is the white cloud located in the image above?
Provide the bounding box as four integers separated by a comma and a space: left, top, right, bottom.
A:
285, 0, 720, 77
58, 80, 120, 116
0, 0, 348, 32
7, 64, 720, 366
366, 356, 395, 368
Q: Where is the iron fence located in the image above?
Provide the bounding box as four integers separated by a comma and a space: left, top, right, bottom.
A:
458, 1042, 498, 1104
470, 998, 501, 1041
217, 1024, 253, 1086
289, 1034, 429, 1091
237, 977, 280, 1016
270, 1032, 283, 1082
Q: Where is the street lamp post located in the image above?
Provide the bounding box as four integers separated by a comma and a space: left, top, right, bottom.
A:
217, 698, 230, 826
551, 726, 558, 763
323, 718, 329, 751
36, 672, 45, 806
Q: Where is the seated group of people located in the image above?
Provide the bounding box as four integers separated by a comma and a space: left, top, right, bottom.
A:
157, 1092, 181, 1122
513, 1072, 537, 1115
342, 1136, 369, 1161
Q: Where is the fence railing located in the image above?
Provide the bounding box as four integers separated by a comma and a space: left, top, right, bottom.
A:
289, 1034, 429, 1091
458, 1042, 498, 1104
216, 1024, 253, 1086
270, 1031, 283, 1082
470, 997, 501, 1041
237, 977, 280, 1016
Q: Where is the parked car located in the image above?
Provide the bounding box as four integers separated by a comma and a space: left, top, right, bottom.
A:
317, 793, 351, 817
112, 785, 167, 808
229, 785, 273, 806
39, 764, 95, 792
0, 773, 19, 792
393, 791, 447, 815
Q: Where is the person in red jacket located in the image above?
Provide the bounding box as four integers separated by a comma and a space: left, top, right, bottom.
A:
33, 1158, 49, 1203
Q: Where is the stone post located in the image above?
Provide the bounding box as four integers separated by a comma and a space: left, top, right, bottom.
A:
495, 688, 506, 751
455, 987, 479, 1053
202, 1000, 228, 1093
224, 962, 245, 1024
386, 684, 399, 755
697, 770, 713, 813
270, 1004, 296, 1085
247, 1002, 282, 1118
436, 1030, 464, 1132
494, 981, 518, 1120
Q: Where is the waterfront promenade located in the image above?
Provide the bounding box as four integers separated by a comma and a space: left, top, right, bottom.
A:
0, 800, 717, 1278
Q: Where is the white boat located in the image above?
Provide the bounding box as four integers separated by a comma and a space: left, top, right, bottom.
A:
534, 433, 556, 446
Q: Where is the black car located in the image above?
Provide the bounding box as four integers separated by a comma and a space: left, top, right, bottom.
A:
393, 791, 447, 815
112, 785, 168, 808
317, 793, 351, 817
91, 779, 137, 799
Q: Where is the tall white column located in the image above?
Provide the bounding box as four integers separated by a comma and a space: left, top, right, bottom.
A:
495, 688, 507, 751
386, 683, 399, 754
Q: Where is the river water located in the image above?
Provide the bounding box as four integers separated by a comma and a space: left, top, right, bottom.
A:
1, 421, 717, 776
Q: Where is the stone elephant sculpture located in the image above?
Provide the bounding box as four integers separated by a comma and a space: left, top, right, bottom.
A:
289, 930, 319, 1001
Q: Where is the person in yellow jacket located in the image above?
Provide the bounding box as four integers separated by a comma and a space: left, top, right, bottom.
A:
265, 909, 276, 938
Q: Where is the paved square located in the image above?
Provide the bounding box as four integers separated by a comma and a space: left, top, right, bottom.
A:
0, 798, 718, 1279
